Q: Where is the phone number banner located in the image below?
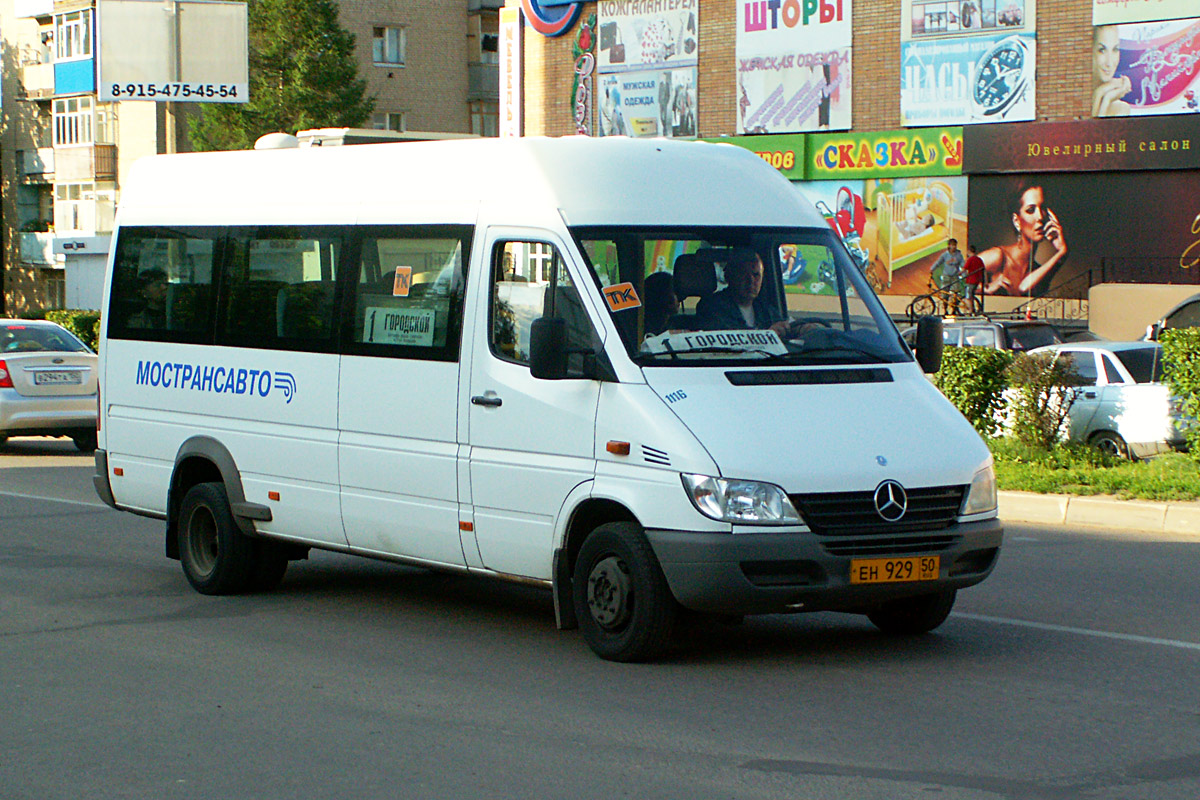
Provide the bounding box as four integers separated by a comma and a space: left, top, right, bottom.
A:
901, 33, 1036, 126
736, 0, 853, 133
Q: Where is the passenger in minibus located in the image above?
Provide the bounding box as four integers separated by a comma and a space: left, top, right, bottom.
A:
642, 271, 679, 336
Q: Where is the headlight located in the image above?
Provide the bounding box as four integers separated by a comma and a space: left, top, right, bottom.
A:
681, 474, 802, 526
960, 461, 997, 517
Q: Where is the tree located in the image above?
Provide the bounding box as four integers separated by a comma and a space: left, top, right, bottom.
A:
188, 0, 374, 151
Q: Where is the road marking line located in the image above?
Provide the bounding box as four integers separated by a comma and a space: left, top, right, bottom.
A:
954, 612, 1200, 652
0, 489, 109, 509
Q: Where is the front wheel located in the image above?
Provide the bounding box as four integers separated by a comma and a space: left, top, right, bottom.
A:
867, 589, 956, 635
911, 296, 937, 319
178, 482, 256, 595
572, 522, 677, 662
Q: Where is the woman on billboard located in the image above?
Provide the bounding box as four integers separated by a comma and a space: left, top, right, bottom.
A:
1092, 25, 1132, 118
981, 183, 1068, 297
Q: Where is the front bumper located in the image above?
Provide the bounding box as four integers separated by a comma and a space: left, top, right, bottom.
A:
645, 517, 1003, 615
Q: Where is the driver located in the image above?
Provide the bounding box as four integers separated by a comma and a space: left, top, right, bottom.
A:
695, 248, 790, 337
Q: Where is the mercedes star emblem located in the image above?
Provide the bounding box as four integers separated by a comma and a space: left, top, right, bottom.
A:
873, 480, 908, 522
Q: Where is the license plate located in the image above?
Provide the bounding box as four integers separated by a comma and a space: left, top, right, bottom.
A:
34, 371, 83, 385
850, 556, 940, 584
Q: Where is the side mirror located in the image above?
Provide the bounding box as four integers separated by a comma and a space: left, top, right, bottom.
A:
1145, 322, 1162, 342
529, 317, 567, 380
914, 315, 944, 374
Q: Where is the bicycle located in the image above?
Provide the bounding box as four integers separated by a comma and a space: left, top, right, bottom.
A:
907, 275, 981, 322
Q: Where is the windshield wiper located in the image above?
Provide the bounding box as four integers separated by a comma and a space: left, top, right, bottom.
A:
791, 345, 892, 364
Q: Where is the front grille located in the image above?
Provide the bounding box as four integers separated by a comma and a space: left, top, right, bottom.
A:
790, 484, 967, 537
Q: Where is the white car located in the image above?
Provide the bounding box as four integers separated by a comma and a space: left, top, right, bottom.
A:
0, 319, 99, 451
1028, 341, 1188, 459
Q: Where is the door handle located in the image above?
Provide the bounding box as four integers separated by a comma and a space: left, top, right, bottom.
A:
1084, 391, 1097, 399
471, 395, 503, 407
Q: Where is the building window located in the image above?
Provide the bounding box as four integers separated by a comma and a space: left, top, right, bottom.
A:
373, 26, 406, 65
54, 96, 94, 146
481, 33, 499, 65
55, 10, 92, 61
470, 102, 498, 138
371, 112, 407, 132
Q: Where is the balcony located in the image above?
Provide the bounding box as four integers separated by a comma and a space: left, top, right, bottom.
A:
21, 61, 55, 100
55, 197, 117, 236
19, 232, 58, 267
14, 0, 54, 18
54, 143, 117, 182
20, 148, 55, 183
469, 62, 499, 102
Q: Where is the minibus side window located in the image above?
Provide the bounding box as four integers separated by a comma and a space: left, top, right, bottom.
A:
216, 227, 343, 352
107, 226, 218, 342
345, 228, 470, 362
490, 241, 597, 372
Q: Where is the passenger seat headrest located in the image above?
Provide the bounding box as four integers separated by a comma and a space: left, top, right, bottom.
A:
672, 252, 716, 300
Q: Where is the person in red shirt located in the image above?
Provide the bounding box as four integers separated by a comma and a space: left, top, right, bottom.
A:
963, 244, 984, 314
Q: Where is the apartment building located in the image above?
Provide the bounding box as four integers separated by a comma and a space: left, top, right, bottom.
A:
0, 0, 502, 315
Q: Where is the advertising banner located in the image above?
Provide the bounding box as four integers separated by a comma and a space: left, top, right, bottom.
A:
969, 172, 1200, 297
1094, 0, 1198, 26
1090, 18, 1200, 117
901, 33, 1036, 125
807, 127, 964, 180
704, 133, 807, 180
596, 0, 698, 73
903, 0, 1034, 40
599, 68, 697, 137
500, 5, 522, 137
735, 0, 853, 134
963, 116, 1200, 173
794, 177, 969, 296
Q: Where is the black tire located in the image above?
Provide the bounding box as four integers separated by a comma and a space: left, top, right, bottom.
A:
911, 296, 936, 319
72, 431, 97, 453
251, 540, 290, 591
1091, 431, 1131, 460
177, 482, 256, 595
0, 435, 7, 448
868, 589, 956, 635
573, 522, 676, 662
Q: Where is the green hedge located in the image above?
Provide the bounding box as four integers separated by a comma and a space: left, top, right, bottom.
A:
43, 309, 101, 352
933, 347, 1014, 437
1160, 327, 1200, 461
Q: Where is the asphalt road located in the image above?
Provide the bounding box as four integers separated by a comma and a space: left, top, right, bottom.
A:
2, 438, 1199, 800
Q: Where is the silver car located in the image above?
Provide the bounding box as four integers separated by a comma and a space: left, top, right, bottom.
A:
0, 319, 99, 452
1029, 341, 1188, 459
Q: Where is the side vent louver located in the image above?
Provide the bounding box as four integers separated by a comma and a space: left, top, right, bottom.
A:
642, 445, 671, 466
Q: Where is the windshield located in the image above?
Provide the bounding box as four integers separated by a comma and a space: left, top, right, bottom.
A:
572, 226, 908, 367
1, 323, 90, 354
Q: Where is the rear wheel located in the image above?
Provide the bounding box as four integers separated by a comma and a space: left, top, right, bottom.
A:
0, 435, 7, 448
868, 589, 956, 635
1091, 431, 1131, 460
573, 522, 676, 662
178, 482, 256, 595
72, 431, 97, 453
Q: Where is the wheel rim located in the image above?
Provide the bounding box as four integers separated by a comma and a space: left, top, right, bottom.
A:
185, 506, 220, 578
1096, 435, 1125, 457
586, 555, 632, 630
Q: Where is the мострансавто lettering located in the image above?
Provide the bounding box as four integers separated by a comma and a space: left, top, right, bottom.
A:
135, 360, 297, 404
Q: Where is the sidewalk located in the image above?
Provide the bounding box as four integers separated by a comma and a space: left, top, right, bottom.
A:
999, 490, 1200, 535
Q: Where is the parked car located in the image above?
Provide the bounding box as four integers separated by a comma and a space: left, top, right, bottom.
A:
1027, 341, 1188, 459
0, 319, 99, 451
902, 318, 1064, 352
1144, 292, 1200, 341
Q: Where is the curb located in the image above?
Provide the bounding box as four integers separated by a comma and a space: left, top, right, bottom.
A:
999, 490, 1200, 535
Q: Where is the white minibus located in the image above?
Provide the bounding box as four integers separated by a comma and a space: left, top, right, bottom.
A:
94, 137, 1001, 661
